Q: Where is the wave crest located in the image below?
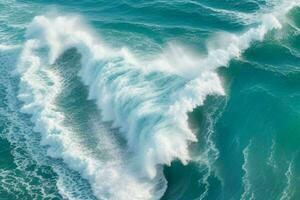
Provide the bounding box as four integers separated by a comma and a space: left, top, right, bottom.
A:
16, 1, 298, 198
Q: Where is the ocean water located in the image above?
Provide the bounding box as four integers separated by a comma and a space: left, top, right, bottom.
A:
0, 0, 300, 199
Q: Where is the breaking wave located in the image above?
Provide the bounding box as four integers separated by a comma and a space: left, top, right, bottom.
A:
15, 1, 298, 199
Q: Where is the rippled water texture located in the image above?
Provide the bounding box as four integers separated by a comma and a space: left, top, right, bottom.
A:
0, 0, 300, 199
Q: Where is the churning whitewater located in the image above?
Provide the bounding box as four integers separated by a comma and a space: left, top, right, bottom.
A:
1, 0, 300, 199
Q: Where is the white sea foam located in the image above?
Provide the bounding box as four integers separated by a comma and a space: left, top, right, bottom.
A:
267, 138, 277, 169
241, 142, 255, 200
0, 44, 19, 51
16, 1, 299, 199
280, 160, 294, 200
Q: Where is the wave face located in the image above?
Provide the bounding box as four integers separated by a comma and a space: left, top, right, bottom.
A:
16, 14, 225, 199
1, 0, 300, 199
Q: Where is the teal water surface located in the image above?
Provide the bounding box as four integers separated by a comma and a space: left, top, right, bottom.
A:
0, 0, 300, 200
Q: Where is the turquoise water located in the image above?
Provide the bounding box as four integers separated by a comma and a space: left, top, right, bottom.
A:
0, 0, 300, 199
